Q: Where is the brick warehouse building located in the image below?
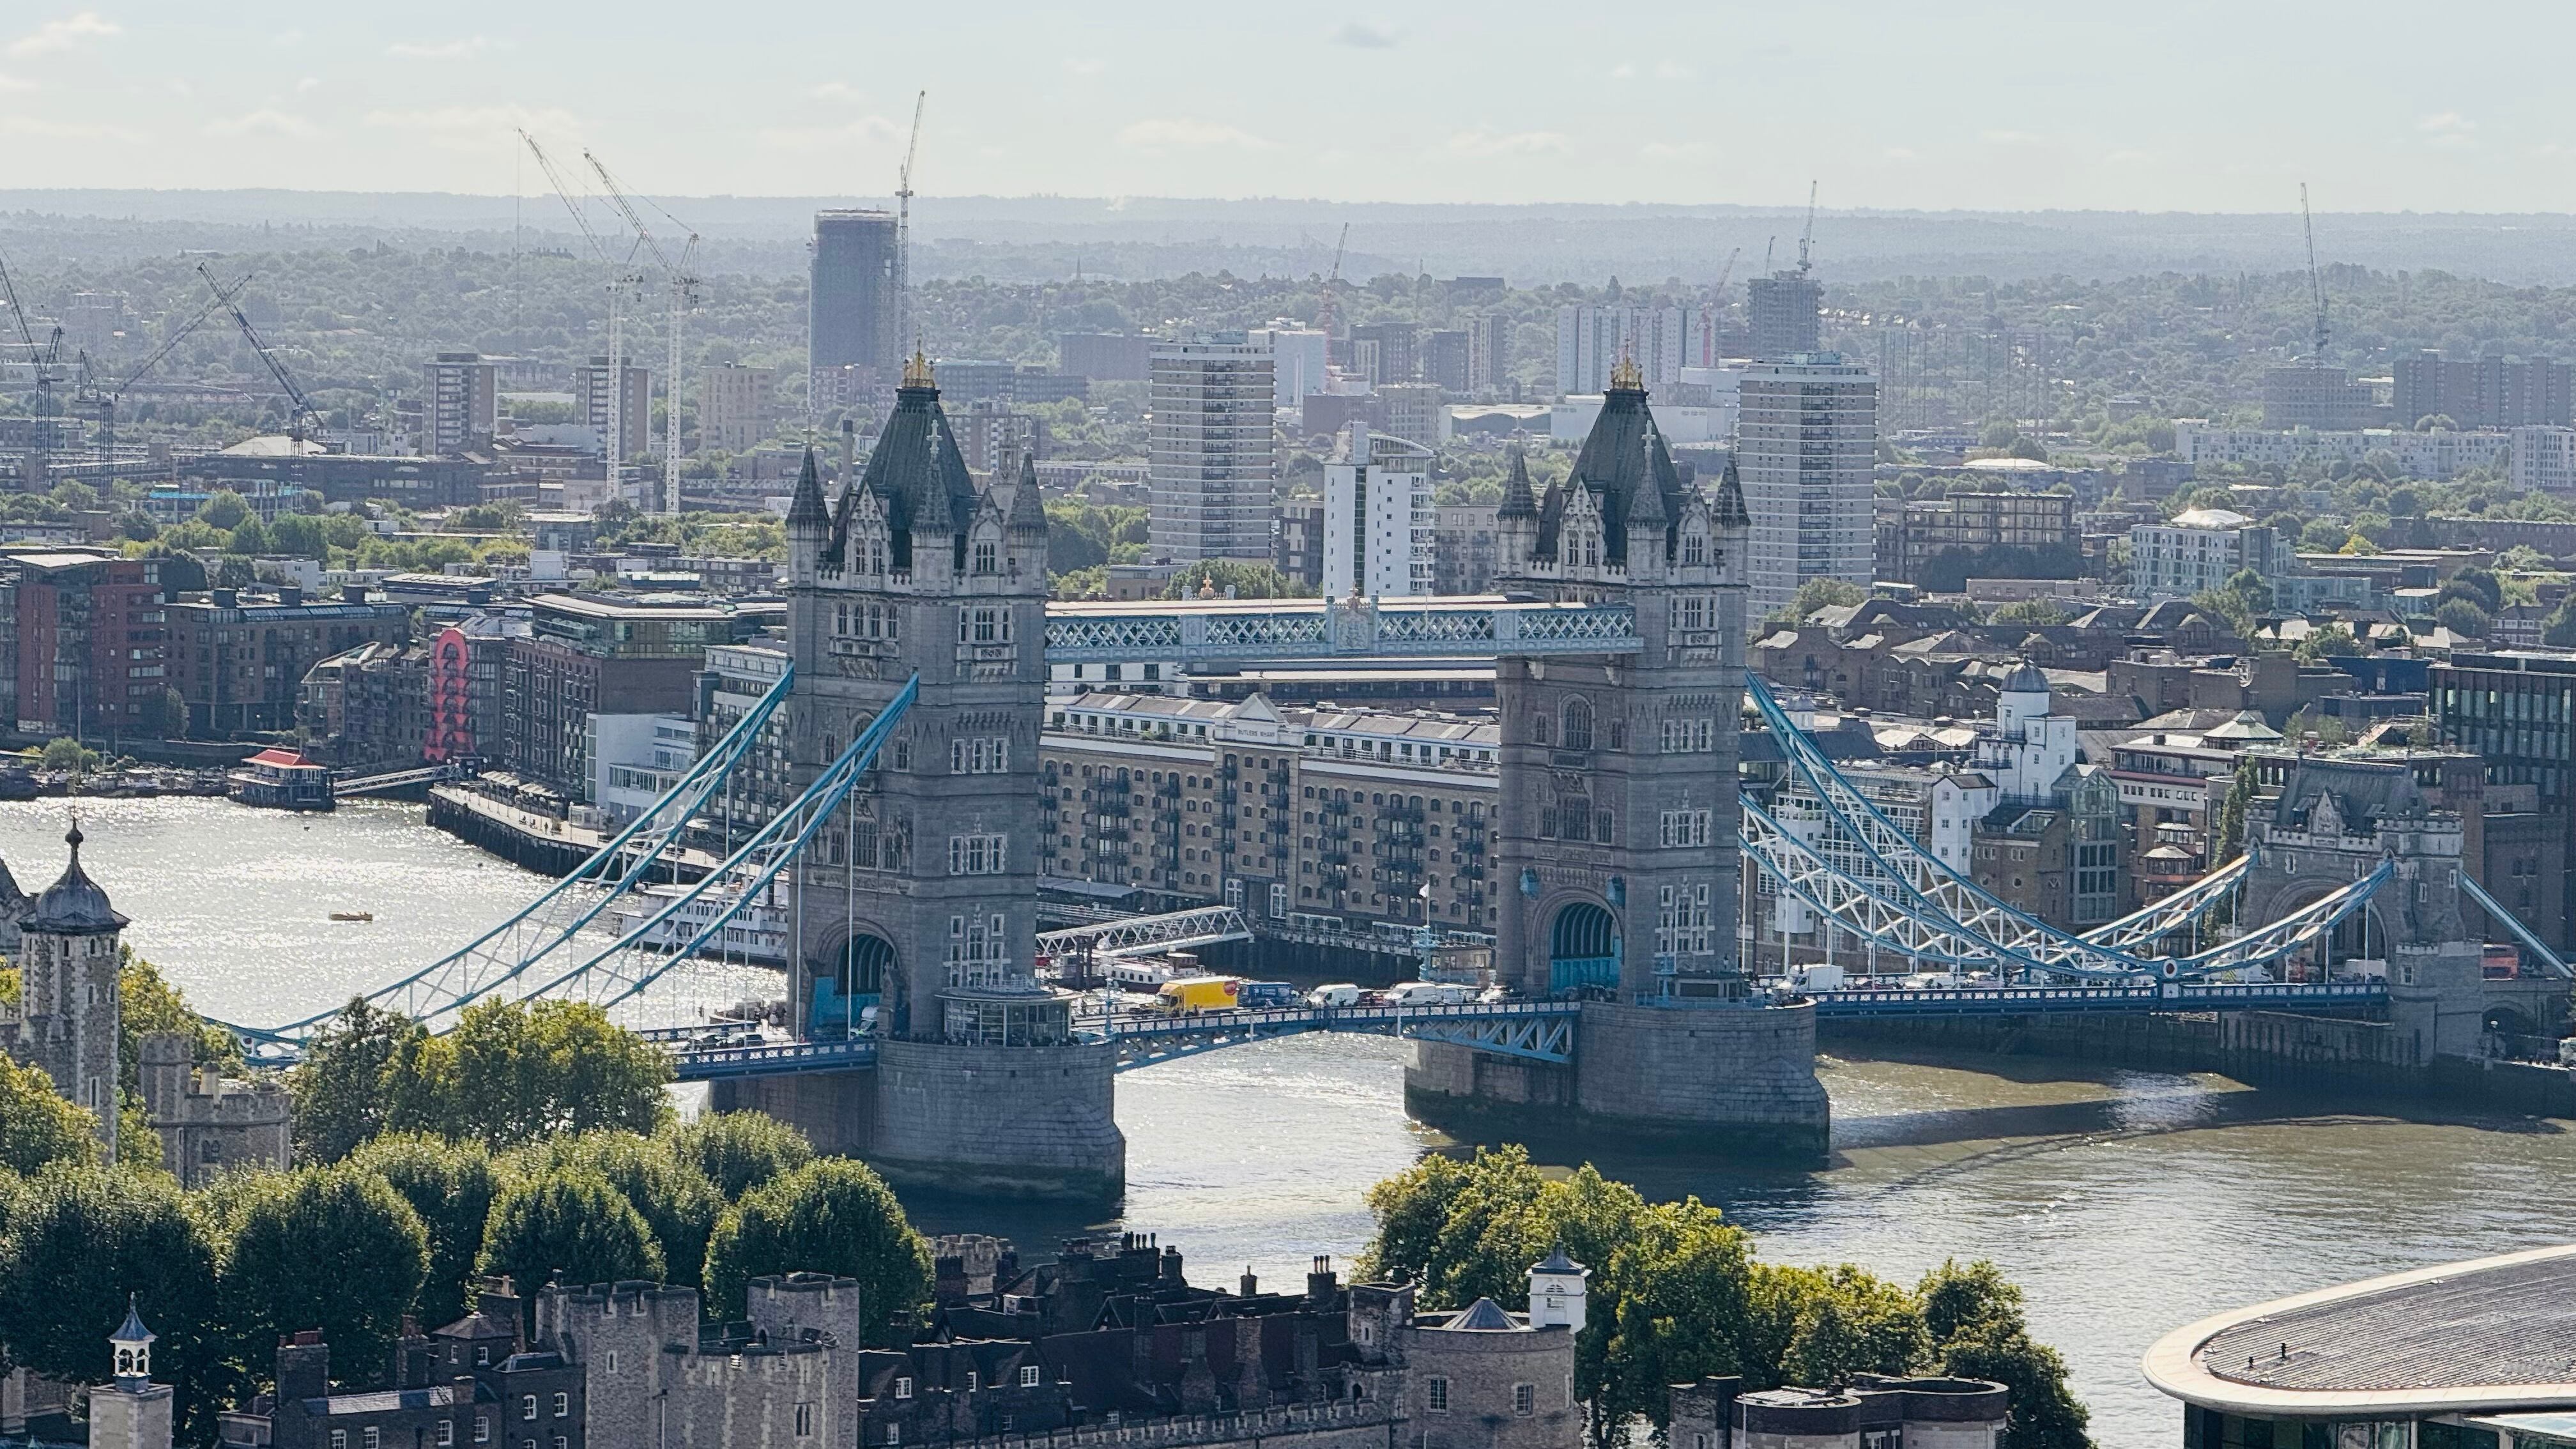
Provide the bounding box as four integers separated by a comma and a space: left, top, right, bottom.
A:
3, 551, 169, 739
164, 586, 411, 737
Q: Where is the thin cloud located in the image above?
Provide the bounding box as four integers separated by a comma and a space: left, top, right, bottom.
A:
1981, 128, 2046, 146
1884, 147, 1918, 160
0, 73, 29, 93
0, 113, 142, 141
204, 108, 315, 138
1641, 141, 1710, 161
295, 76, 319, 93
1610, 63, 1636, 79
1062, 57, 1105, 75
1331, 20, 1399, 47
758, 116, 902, 152
1117, 117, 1280, 151
809, 80, 863, 103
1653, 61, 1693, 79
8, 12, 119, 59
1446, 128, 1570, 158
364, 104, 579, 151
387, 36, 494, 60
271, 27, 303, 46
2419, 112, 2476, 148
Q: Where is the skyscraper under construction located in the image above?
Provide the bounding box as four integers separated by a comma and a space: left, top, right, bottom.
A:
809, 210, 899, 402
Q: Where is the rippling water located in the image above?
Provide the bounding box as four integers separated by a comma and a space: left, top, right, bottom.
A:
27, 798, 2575, 1449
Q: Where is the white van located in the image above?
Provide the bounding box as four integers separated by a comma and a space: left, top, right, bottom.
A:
1384, 981, 1471, 1007
1307, 983, 1363, 1008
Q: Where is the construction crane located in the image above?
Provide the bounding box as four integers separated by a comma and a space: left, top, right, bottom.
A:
1314, 222, 1351, 343
2300, 182, 2330, 367
1713, 246, 1742, 309
77, 270, 248, 457
586, 148, 701, 515
200, 263, 322, 443
521, 130, 645, 492
893, 89, 926, 362
1796, 180, 1819, 277
0, 245, 68, 465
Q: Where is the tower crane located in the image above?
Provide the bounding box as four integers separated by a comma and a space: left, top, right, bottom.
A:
0, 245, 68, 468
521, 130, 645, 494
1315, 222, 1351, 344
1796, 180, 1818, 277
894, 90, 926, 363
77, 270, 248, 456
2300, 182, 2330, 367
586, 148, 701, 515
200, 263, 322, 444
1713, 245, 1742, 309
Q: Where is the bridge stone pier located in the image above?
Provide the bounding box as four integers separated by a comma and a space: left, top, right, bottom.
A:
709, 364, 1123, 1201
2242, 755, 2563, 1061
1402, 371, 1830, 1161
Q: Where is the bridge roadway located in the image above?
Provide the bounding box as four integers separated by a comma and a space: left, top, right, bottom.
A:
654, 980, 2391, 1082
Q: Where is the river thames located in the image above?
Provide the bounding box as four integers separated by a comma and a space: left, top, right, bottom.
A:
15, 797, 2572, 1447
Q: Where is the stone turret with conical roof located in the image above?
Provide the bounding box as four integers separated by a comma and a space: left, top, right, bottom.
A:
1, 820, 129, 1156
786, 446, 831, 586
1006, 450, 1049, 552
1496, 446, 1541, 576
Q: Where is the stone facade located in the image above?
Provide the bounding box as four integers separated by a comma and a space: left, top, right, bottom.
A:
0, 825, 132, 1155
138, 1031, 292, 1186
1409, 368, 1828, 1159
1671, 1374, 2007, 1449
774, 360, 1121, 1199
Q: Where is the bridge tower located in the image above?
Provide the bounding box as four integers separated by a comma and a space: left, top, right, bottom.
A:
712, 355, 1123, 1200
2242, 756, 2563, 1059
1404, 367, 1830, 1157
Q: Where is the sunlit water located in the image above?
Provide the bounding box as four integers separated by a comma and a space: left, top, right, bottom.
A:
29, 798, 2576, 1448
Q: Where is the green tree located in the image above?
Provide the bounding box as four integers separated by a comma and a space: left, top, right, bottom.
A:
344, 1135, 502, 1328
2292, 622, 2359, 663
118, 949, 240, 1098
2435, 597, 2492, 638
228, 517, 273, 555
0, 1167, 224, 1441
2545, 599, 2576, 648
2439, 566, 2504, 614
1774, 1264, 1933, 1389
659, 1111, 814, 1200
40, 736, 100, 774
0, 1052, 102, 1174
221, 1165, 429, 1376
475, 1170, 664, 1296
431, 999, 675, 1147
1596, 1200, 1758, 1427
1988, 599, 2069, 627
1764, 578, 1870, 629
1919, 1260, 2092, 1449
514, 1131, 721, 1288
196, 491, 250, 530
2212, 757, 2260, 866
1158, 560, 1310, 600
286, 998, 433, 1162
703, 1159, 931, 1335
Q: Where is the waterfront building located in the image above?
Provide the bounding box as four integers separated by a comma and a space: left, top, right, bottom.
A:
695, 643, 795, 831
2143, 1243, 2576, 1448
1736, 355, 1878, 618
300, 639, 431, 769
1149, 335, 1278, 564
426, 614, 529, 765
812, 210, 899, 390
1041, 690, 1498, 933
165, 585, 413, 738
1322, 425, 1436, 599
2, 549, 167, 739
425, 352, 498, 455
500, 595, 730, 799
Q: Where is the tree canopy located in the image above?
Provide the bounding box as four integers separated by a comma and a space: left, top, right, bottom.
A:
475, 1169, 666, 1295
703, 1159, 931, 1338
219, 1165, 429, 1376
659, 1112, 815, 1202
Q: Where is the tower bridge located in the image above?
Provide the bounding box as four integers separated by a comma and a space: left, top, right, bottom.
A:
210, 360, 2567, 1199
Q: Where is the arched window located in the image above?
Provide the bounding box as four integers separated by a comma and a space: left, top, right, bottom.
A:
973, 539, 998, 574
1561, 698, 1594, 752
1532, 713, 1552, 747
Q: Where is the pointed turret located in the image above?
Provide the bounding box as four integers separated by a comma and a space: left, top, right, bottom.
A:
787, 446, 831, 533
1007, 452, 1048, 540
1625, 427, 1669, 529
1712, 452, 1751, 530
29, 819, 123, 937
1498, 447, 1537, 520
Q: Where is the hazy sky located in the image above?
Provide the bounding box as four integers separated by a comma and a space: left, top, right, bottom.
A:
6, 1, 2573, 212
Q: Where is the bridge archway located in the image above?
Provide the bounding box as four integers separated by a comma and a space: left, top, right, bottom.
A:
1549, 901, 1620, 994
2256, 871, 2391, 976
806, 932, 897, 1040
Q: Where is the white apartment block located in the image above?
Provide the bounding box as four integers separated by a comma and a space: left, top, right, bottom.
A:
2173, 420, 2511, 480
2128, 507, 2288, 601
1149, 335, 1277, 563
1736, 354, 1878, 618
1554, 304, 1732, 395
2511, 425, 2576, 494
1253, 327, 1329, 409
1322, 425, 1435, 599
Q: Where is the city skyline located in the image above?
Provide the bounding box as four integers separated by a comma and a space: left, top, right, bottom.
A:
6, 2, 2576, 211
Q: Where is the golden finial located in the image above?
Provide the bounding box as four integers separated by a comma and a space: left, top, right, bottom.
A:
1198, 572, 1218, 600
1609, 353, 1644, 392
902, 339, 934, 388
